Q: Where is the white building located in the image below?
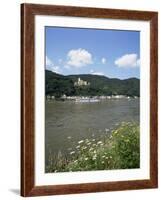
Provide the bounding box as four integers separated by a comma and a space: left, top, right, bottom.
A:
74, 77, 90, 86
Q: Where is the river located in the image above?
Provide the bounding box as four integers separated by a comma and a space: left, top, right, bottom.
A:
45, 98, 139, 166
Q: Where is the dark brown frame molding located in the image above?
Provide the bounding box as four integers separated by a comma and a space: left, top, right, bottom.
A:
21, 3, 158, 197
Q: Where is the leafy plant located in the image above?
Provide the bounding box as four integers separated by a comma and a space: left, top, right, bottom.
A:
45, 70, 140, 97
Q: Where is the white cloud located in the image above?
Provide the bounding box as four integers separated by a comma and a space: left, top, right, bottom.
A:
67, 48, 93, 68
93, 72, 104, 76
46, 56, 61, 74
136, 59, 140, 66
101, 57, 106, 64
90, 69, 104, 76
114, 54, 140, 68
64, 65, 70, 69
46, 56, 53, 66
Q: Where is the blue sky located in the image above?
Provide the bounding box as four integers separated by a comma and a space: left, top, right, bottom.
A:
45, 27, 140, 79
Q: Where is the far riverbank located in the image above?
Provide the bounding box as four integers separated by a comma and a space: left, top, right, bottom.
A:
46, 94, 139, 101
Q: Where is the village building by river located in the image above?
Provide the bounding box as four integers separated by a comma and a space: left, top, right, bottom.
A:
46, 77, 139, 102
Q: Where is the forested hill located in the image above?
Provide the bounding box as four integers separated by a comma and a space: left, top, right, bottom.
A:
45, 70, 140, 97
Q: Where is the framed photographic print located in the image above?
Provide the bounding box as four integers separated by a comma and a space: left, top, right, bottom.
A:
21, 3, 158, 197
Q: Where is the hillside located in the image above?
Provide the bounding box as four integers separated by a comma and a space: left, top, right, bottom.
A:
45, 70, 140, 98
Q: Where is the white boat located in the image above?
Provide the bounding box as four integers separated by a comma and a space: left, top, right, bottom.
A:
75, 98, 100, 103
89, 99, 100, 102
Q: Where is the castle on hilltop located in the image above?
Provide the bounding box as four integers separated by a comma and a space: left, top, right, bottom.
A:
74, 77, 90, 86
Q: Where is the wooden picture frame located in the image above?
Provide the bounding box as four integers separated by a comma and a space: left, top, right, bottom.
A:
21, 3, 158, 197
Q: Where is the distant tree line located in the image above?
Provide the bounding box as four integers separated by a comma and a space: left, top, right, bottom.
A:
45, 70, 140, 98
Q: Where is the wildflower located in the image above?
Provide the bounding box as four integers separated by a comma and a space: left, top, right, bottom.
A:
82, 146, 87, 150
87, 142, 91, 146
101, 161, 105, 164
85, 157, 88, 161
67, 136, 72, 139
102, 155, 106, 158
110, 156, 112, 159
89, 147, 94, 151
70, 151, 75, 155
92, 155, 97, 160
97, 141, 102, 145
76, 145, 80, 149
92, 139, 95, 142
78, 140, 84, 144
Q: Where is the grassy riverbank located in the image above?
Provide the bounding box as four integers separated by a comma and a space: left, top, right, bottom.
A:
46, 122, 140, 173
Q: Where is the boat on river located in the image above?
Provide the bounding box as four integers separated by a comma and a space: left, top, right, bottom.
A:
75, 97, 100, 103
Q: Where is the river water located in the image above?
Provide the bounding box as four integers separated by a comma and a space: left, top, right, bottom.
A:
45, 99, 139, 165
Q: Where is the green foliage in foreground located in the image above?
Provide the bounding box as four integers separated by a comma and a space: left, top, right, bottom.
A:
46, 122, 140, 173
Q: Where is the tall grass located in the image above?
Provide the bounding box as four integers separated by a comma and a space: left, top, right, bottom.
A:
46, 122, 140, 173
